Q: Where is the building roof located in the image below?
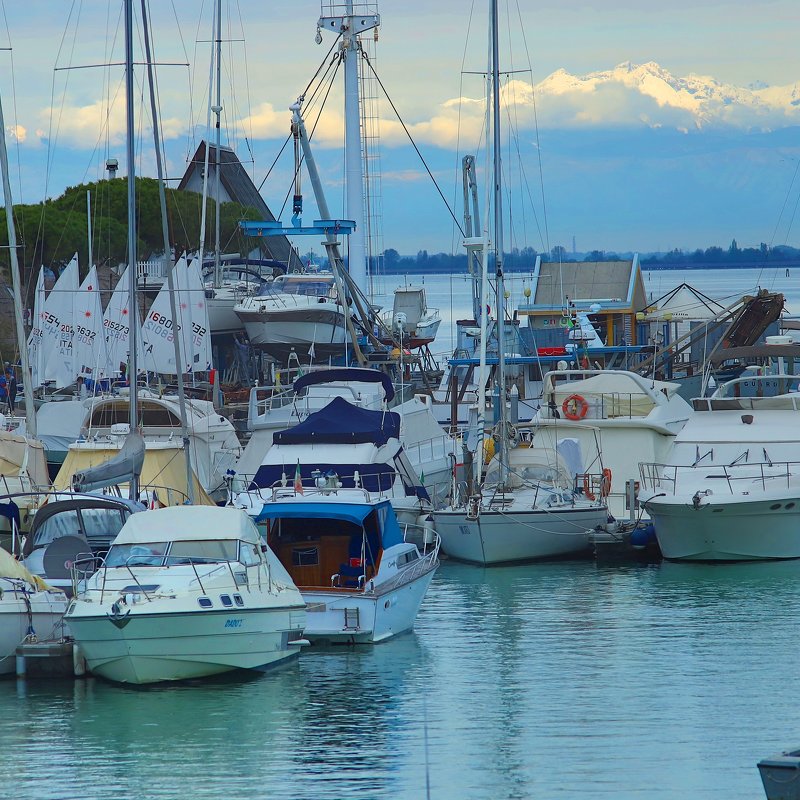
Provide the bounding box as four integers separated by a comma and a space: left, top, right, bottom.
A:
178, 141, 301, 269
519, 256, 646, 314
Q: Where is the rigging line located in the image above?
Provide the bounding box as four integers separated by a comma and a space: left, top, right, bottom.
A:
768, 155, 800, 248
254, 47, 340, 194
233, 1, 256, 181
451, 0, 477, 255
36, 0, 82, 269
187, 0, 209, 160
503, 72, 546, 250
276, 55, 342, 221
168, 0, 194, 165
513, 0, 549, 254
361, 50, 465, 237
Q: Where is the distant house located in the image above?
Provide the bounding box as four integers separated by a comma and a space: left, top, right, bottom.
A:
517, 255, 647, 346
178, 141, 302, 270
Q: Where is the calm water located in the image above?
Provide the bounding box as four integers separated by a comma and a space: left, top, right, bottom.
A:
373, 266, 800, 359
4, 267, 799, 798
2, 559, 800, 798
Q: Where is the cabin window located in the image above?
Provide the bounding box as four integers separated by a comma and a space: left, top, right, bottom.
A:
198, 597, 213, 609
238, 542, 260, 566
164, 540, 238, 564
81, 508, 128, 546
233, 594, 244, 607
292, 547, 319, 567
397, 550, 419, 567
32, 509, 81, 549
106, 542, 168, 567
220, 594, 233, 607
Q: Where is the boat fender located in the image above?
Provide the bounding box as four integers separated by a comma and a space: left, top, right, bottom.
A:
630, 523, 656, 549
600, 468, 612, 498
562, 394, 589, 421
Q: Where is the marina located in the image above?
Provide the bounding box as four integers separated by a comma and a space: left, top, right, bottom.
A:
1, 0, 800, 797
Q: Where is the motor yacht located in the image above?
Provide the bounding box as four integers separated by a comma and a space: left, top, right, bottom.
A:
240, 486, 439, 644
641, 374, 800, 561
65, 505, 307, 684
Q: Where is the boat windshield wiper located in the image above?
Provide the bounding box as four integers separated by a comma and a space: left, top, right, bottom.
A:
693, 447, 713, 467
728, 450, 749, 467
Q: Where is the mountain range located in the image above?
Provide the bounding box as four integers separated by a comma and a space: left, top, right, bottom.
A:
531, 61, 800, 132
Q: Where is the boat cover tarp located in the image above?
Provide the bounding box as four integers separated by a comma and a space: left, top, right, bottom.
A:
0, 547, 60, 592
293, 368, 395, 402
72, 430, 145, 493
273, 396, 400, 446
116, 505, 259, 544
54, 444, 215, 506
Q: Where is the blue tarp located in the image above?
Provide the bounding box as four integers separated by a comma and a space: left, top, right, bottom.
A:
256, 502, 373, 526
293, 368, 395, 402
273, 396, 401, 446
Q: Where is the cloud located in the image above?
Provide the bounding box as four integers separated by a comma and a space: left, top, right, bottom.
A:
5, 125, 27, 143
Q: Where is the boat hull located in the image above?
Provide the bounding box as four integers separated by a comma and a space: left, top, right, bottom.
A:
67, 606, 306, 684
0, 591, 68, 675
298, 564, 437, 644
434, 506, 606, 565
237, 307, 348, 364
647, 493, 800, 561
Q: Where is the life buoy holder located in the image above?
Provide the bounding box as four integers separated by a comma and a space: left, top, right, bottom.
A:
582, 473, 595, 501
600, 467, 612, 498
562, 394, 589, 421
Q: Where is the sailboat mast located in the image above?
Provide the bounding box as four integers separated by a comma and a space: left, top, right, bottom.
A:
490, 0, 507, 482
213, 0, 222, 288
124, 0, 139, 500
0, 92, 36, 434
140, 0, 196, 505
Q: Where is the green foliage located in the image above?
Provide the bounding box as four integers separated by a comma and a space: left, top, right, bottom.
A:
0, 177, 263, 287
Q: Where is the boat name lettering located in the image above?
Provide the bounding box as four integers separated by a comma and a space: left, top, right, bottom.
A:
224, 619, 243, 628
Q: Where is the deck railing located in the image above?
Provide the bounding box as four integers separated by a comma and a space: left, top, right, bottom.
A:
640, 460, 800, 495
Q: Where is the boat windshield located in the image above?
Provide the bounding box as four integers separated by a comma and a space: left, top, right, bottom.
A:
106, 539, 241, 567
261, 275, 334, 299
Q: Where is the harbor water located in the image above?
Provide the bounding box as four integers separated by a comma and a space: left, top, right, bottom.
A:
3, 267, 799, 798
3, 559, 800, 798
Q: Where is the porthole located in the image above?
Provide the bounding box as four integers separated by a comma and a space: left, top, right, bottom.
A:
198, 597, 213, 609
785, 503, 796, 510
220, 594, 233, 607
770, 503, 782, 510
233, 594, 244, 607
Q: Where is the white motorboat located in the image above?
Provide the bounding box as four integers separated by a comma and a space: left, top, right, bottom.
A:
236, 368, 455, 508
234, 272, 349, 364
381, 286, 441, 349
0, 549, 67, 675
434, 438, 609, 564
641, 374, 800, 561
65, 505, 307, 684
241, 487, 439, 644
534, 370, 693, 518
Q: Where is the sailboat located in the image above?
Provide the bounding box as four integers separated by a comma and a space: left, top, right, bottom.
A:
432, 0, 609, 565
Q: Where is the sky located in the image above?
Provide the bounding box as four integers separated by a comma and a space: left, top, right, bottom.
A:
2, 0, 800, 258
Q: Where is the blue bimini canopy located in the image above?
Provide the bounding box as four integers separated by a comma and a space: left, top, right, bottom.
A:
293, 368, 395, 402
255, 498, 404, 550
273, 396, 401, 446
256, 502, 373, 526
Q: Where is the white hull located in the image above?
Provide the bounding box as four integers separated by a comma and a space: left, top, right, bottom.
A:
647, 493, 800, 561
207, 295, 244, 335
299, 567, 436, 644
0, 590, 68, 675
434, 506, 606, 565
68, 606, 306, 684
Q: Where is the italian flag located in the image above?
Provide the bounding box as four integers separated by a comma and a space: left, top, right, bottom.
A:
294, 460, 304, 495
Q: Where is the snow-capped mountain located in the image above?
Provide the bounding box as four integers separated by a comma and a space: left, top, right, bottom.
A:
532, 61, 800, 131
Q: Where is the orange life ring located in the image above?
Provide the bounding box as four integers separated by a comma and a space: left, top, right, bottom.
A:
600, 467, 612, 498
562, 394, 589, 421
582, 473, 595, 501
